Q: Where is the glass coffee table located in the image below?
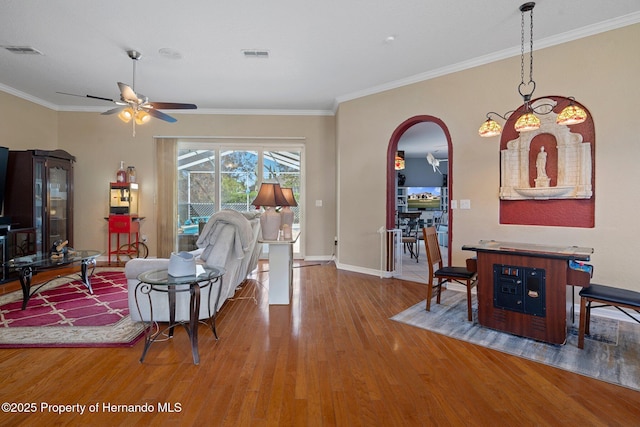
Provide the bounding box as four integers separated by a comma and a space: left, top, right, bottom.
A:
135, 266, 226, 365
4, 250, 102, 310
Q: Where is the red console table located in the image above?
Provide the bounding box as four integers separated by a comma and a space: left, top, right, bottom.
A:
463, 240, 593, 344
106, 181, 141, 263
107, 215, 140, 264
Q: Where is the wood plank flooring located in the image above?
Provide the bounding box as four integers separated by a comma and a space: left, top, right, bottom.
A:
1, 261, 639, 426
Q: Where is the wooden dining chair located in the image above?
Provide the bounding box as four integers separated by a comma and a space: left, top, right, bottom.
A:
401, 217, 420, 262
422, 226, 477, 321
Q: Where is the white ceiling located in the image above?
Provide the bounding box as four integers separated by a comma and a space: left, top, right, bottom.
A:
398, 121, 448, 160
1, 0, 639, 118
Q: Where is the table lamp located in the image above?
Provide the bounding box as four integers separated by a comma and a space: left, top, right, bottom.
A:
252, 182, 288, 240
280, 188, 297, 239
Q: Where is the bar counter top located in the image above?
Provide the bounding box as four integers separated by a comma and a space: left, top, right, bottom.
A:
462, 240, 593, 261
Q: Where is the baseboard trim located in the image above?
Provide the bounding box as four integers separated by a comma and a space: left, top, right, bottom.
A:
334, 262, 393, 278
304, 255, 334, 262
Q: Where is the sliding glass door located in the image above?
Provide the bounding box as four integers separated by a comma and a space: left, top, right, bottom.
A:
220, 150, 259, 212
264, 150, 301, 234
177, 142, 303, 256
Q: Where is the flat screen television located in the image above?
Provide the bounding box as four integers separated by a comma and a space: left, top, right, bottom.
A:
406, 186, 441, 210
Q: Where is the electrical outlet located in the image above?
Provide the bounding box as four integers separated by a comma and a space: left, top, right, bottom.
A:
460, 199, 471, 210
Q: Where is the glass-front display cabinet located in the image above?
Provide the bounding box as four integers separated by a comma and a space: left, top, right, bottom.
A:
4, 149, 75, 254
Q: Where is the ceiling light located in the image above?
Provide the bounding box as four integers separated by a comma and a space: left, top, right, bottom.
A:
134, 110, 150, 125
556, 100, 588, 125
395, 151, 405, 170
118, 107, 134, 123
118, 107, 151, 133
514, 111, 541, 133
478, 117, 502, 138
478, 3, 588, 137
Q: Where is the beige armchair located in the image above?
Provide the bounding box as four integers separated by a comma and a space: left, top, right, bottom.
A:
126, 210, 262, 322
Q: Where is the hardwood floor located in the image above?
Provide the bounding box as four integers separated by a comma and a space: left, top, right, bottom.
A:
1, 261, 639, 426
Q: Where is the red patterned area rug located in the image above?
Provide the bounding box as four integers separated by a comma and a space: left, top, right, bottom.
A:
0, 268, 144, 348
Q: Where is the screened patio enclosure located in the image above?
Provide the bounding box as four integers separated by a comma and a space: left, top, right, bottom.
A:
176, 145, 302, 253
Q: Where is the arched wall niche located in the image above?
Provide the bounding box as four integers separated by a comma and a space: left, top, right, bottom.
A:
386, 115, 453, 265
499, 96, 595, 227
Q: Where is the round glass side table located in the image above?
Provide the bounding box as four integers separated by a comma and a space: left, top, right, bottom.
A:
135, 266, 225, 365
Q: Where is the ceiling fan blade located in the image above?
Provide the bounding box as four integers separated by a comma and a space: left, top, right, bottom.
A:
56, 91, 115, 103
149, 102, 197, 110
146, 108, 177, 123
426, 152, 435, 165
87, 94, 116, 102
117, 82, 139, 103
102, 106, 125, 115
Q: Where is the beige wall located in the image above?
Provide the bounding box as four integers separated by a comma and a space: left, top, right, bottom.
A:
58, 113, 336, 259
2, 23, 639, 293
336, 23, 640, 291
0, 91, 58, 149
0, 97, 336, 259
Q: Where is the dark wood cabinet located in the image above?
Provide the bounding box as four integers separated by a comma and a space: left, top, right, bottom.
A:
4, 149, 75, 254
463, 240, 593, 345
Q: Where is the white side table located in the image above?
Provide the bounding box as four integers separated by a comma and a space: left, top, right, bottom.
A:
259, 232, 299, 304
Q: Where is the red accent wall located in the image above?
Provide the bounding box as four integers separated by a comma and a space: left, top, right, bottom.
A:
499, 96, 595, 228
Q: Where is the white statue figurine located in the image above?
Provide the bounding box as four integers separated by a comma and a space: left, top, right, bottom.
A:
536, 146, 548, 179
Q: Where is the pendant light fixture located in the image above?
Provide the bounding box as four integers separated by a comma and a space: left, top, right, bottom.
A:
478, 2, 588, 137
556, 98, 588, 125
513, 2, 539, 132
395, 151, 406, 170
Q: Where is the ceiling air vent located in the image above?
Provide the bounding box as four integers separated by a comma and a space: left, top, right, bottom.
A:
3, 46, 44, 55
242, 49, 269, 59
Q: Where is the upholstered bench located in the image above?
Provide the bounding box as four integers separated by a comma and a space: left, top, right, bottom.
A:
578, 284, 640, 349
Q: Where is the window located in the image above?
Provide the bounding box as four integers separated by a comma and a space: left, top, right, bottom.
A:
221, 149, 258, 212
177, 141, 303, 256
177, 149, 216, 236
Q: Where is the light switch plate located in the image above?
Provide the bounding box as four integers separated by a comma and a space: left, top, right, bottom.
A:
315, 200, 323, 207
450, 200, 458, 209
460, 199, 471, 209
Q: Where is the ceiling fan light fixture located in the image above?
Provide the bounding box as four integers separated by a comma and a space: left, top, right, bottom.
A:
118, 107, 134, 123
134, 110, 150, 125
57, 48, 197, 136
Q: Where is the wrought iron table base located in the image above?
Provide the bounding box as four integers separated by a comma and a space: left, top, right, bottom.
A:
136, 272, 223, 365
18, 257, 97, 310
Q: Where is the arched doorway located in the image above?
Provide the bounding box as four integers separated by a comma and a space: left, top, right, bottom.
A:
386, 115, 453, 270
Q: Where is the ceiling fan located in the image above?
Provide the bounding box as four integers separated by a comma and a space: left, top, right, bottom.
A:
58, 50, 197, 135
426, 152, 448, 174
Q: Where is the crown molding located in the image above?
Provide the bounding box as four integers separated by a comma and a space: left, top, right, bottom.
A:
335, 12, 640, 107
